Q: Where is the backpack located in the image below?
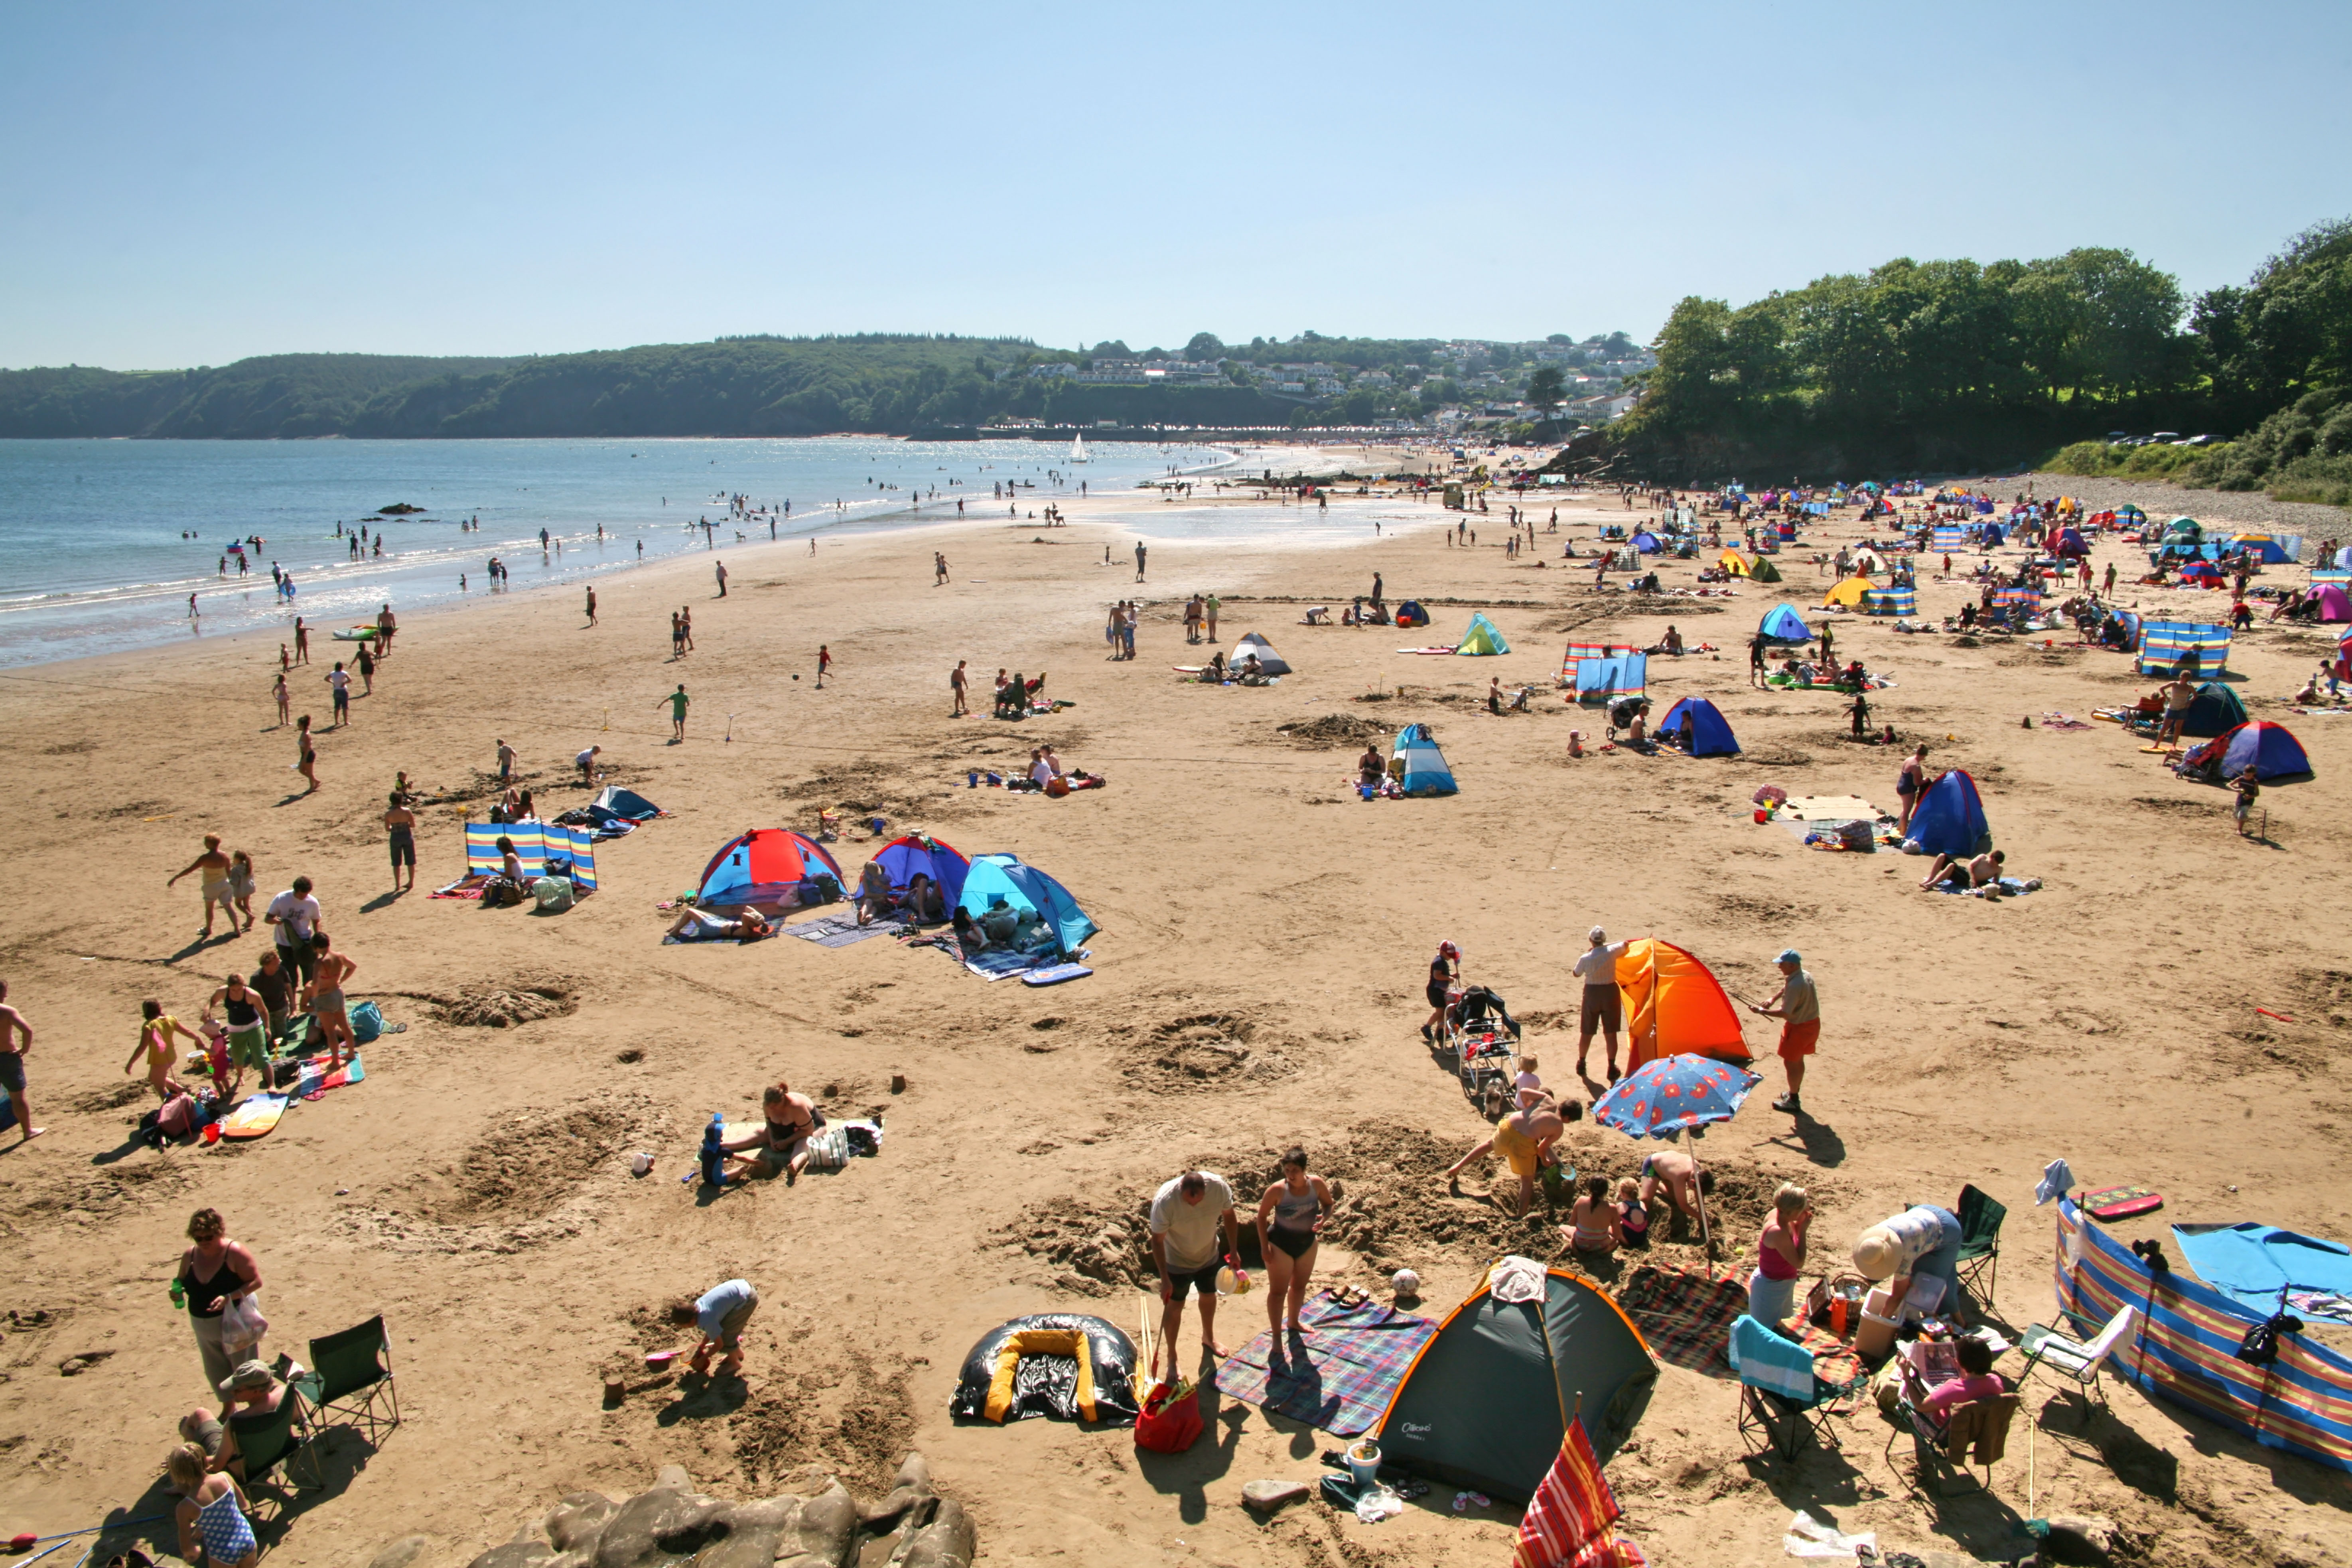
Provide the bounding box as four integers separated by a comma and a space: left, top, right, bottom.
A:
532, 877, 576, 913
348, 1001, 384, 1044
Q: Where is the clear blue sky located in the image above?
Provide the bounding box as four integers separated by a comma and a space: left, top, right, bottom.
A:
3, 0, 2347, 369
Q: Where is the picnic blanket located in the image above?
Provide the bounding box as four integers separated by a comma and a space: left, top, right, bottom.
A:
429, 878, 487, 900
961, 945, 1084, 982
783, 910, 913, 947
1614, 1262, 1862, 1387
1776, 795, 1885, 823
1213, 1290, 1437, 1436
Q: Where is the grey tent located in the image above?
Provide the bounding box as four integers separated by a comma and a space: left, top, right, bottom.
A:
1228, 632, 1291, 676
1374, 1265, 1655, 1501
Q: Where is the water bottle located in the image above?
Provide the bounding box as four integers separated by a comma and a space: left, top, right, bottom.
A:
169, 1278, 186, 1309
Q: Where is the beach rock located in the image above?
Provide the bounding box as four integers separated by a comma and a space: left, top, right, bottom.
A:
542, 1496, 617, 1554
887, 1499, 973, 1568
466, 1523, 555, 1568
860, 1452, 939, 1529
369, 1536, 436, 1568
2039, 1514, 2120, 1563
1241, 1479, 1311, 1513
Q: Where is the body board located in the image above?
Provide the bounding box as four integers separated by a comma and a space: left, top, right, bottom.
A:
1020, 963, 1094, 987
220, 1093, 290, 1140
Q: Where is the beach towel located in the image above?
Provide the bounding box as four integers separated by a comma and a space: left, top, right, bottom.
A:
1614, 1262, 1861, 1387
430, 879, 486, 900
962, 945, 1080, 982
783, 910, 913, 947
1212, 1290, 1437, 1437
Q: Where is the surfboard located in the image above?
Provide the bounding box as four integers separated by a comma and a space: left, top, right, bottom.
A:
1021, 963, 1093, 987
220, 1093, 290, 1140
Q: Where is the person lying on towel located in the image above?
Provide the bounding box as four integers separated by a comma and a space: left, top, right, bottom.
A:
667, 907, 773, 942
1917, 849, 2003, 891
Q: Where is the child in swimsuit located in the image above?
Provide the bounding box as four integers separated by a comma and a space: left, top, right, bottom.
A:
1617, 1177, 1649, 1245
169, 1444, 258, 1568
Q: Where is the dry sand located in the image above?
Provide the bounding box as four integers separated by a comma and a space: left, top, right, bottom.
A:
3, 468, 2349, 1568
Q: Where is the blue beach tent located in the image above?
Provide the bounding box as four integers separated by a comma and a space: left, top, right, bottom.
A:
1392, 724, 1459, 796
956, 853, 1098, 954
2194, 721, 2312, 781
1758, 604, 1812, 644
2179, 681, 2248, 739
1905, 769, 1991, 857
871, 834, 971, 908
1630, 531, 1661, 554
1456, 612, 1510, 656
1655, 697, 1740, 757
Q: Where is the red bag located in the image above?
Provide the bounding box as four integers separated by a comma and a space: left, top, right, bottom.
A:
1133, 1380, 1203, 1453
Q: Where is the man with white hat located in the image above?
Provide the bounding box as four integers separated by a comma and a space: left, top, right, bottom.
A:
1571, 927, 1630, 1082
1747, 949, 1818, 1115
1851, 1203, 1965, 1318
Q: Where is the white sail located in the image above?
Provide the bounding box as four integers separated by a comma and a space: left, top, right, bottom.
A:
1070, 434, 1089, 463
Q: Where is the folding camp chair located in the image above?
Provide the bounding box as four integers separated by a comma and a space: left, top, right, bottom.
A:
1730, 1315, 1854, 1460
2017, 1306, 2139, 1426
1888, 1387, 2021, 1497
308, 1315, 400, 1445
227, 1371, 325, 1505
1952, 1184, 2006, 1306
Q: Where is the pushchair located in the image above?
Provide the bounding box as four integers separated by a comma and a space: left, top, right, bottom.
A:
1442, 985, 1522, 1117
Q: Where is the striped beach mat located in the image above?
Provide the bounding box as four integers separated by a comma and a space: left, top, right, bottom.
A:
464, 822, 599, 891
2136, 620, 2232, 677
2054, 1198, 2352, 1474
1213, 1289, 1437, 1437
1613, 1261, 1861, 1388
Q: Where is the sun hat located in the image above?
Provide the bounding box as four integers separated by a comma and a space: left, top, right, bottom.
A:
1588, 926, 1607, 944
1851, 1225, 1899, 1280
223, 1359, 277, 1392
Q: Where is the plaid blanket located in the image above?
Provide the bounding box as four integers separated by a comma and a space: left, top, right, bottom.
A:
783, 911, 912, 947
1614, 1262, 1861, 1387
1213, 1290, 1436, 1437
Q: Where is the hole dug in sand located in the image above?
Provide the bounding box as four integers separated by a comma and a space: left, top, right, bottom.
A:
1119, 1013, 1295, 1093
400, 1093, 657, 1227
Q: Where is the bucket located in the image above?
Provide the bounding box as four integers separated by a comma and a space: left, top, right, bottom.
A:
1754, 808, 1768, 824
1855, 1287, 1900, 1359
202, 1122, 223, 1145
631, 1152, 655, 1176
1345, 1438, 1382, 1487
967, 771, 978, 789
1217, 1265, 1251, 1296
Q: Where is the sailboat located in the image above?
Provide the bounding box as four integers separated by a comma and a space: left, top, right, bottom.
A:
1069, 433, 1089, 464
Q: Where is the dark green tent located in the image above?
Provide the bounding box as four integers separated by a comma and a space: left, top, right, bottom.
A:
1374, 1266, 1655, 1501
2180, 680, 2248, 738
1748, 555, 1784, 583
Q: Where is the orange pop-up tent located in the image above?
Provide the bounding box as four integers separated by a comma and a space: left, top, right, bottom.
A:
1614, 939, 1752, 1073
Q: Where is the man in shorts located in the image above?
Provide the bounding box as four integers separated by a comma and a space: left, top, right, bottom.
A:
1749, 949, 1818, 1115
384, 792, 418, 895
1149, 1170, 1238, 1380
247, 949, 294, 1045
674, 1278, 757, 1379
0, 980, 42, 1144
1572, 927, 1630, 1081
264, 878, 322, 989
1749, 630, 1770, 688
1443, 1094, 1577, 1216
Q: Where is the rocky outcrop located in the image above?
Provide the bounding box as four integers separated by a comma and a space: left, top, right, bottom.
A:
448, 1454, 967, 1568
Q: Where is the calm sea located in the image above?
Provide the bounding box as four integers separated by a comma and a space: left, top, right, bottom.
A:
0, 436, 1243, 669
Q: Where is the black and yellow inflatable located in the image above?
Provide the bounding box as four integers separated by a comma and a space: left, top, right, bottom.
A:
948, 1314, 1141, 1425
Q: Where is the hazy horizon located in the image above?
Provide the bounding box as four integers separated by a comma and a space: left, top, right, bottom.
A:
4, 0, 2348, 371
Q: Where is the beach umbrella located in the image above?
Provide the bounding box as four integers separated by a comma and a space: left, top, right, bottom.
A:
1591, 1056, 1762, 1254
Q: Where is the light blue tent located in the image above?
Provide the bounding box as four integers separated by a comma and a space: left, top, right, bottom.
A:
1757, 603, 1812, 643
1456, 612, 1510, 656
956, 853, 1098, 955
1392, 724, 1458, 796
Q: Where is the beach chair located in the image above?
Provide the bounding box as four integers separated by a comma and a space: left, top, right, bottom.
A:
308, 1315, 400, 1445
2016, 1306, 2139, 1426
227, 1372, 325, 1505
1952, 1184, 2006, 1305
1730, 1314, 1851, 1460
1889, 1385, 2021, 1497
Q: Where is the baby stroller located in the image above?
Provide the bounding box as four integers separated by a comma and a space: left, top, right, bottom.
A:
1443, 986, 1522, 1117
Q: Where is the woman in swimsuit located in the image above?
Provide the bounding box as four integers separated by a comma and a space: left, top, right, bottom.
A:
305, 933, 357, 1068
1255, 1146, 1332, 1335
1564, 1175, 1623, 1256
1421, 940, 1460, 1042
294, 715, 317, 794
270, 672, 290, 728
1895, 744, 1929, 834
168, 836, 239, 939
126, 1000, 200, 1103
169, 1444, 259, 1568
725, 1082, 824, 1183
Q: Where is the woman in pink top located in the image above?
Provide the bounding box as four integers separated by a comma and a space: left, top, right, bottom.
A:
1746, 1182, 1810, 1325
1908, 1336, 2005, 1430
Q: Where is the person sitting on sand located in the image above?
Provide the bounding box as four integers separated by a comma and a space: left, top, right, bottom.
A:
855, 858, 895, 925
1441, 1094, 1579, 1217
994, 674, 1027, 719
1919, 848, 2003, 891
720, 1083, 825, 1183
1563, 1175, 1623, 1256
902, 871, 947, 924
666, 907, 772, 942
1616, 1176, 1649, 1247
1358, 744, 1385, 790
1202, 651, 1226, 684
1636, 1145, 1715, 1232
948, 907, 987, 954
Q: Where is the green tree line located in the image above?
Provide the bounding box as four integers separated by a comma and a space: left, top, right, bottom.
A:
1605, 219, 2352, 503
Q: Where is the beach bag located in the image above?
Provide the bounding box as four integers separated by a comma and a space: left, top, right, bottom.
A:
1134, 1381, 1203, 1454
1045, 775, 1071, 798
532, 876, 576, 913
156, 1092, 202, 1138
220, 1292, 269, 1358
348, 1001, 384, 1045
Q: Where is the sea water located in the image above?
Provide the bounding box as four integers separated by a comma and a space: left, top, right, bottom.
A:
0, 436, 1253, 669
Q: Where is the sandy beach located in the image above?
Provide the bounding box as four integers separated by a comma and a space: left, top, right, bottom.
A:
4, 467, 2349, 1568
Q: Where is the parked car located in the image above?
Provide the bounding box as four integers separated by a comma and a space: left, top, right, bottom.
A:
2107, 431, 2131, 443
2151, 431, 2183, 444
2177, 434, 2223, 446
